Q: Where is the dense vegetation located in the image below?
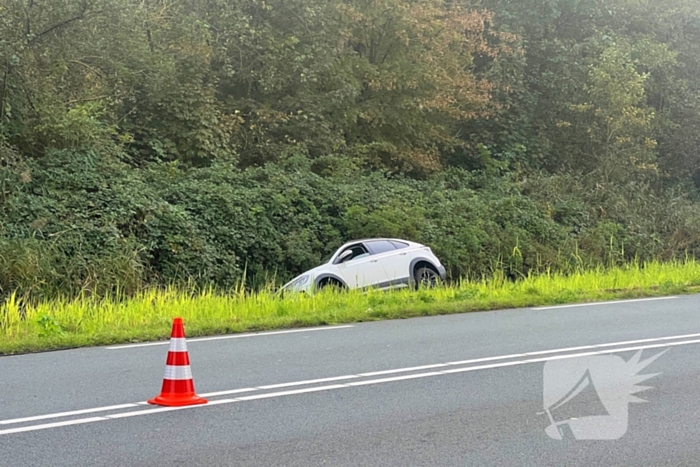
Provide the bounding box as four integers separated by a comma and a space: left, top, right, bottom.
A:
3, 261, 700, 354
1, 0, 700, 300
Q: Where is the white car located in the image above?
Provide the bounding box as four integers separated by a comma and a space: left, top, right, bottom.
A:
281, 238, 446, 293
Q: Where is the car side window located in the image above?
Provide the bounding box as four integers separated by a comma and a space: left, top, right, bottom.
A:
366, 240, 397, 255
390, 241, 409, 250
336, 244, 370, 264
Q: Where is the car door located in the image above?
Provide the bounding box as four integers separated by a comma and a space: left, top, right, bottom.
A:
366, 240, 413, 286
334, 243, 388, 289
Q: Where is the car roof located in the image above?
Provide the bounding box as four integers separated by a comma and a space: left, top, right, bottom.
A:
337, 238, 422, 249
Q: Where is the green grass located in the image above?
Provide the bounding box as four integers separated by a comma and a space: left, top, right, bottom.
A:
2, 259, 700, 355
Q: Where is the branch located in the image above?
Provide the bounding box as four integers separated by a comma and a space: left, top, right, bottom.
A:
117, 105, 138, 124
68, 59, 105, 79
25, 0, 35, 36
65, 95, 110, 105
281, 6, 311, 35
29, 2, 96, 44
9, 68, 39, 119
0, 61, 9, 122
144, 0, 155, 53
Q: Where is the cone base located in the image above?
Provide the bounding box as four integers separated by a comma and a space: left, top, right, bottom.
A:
147, 393, 208, 407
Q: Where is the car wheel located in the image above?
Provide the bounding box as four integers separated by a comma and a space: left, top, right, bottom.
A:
414, 266, 439, 289
318, 278, 345, 293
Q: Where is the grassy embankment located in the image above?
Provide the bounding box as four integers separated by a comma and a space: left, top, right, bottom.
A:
2, 260, 700, 355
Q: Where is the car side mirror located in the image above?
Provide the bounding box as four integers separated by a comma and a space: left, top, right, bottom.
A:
337, 250, 354, 264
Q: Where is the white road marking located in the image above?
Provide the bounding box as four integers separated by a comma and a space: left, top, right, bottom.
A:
4, 336, 696, 436
257, 375, 363, 390
104, 398, 247, 419
347, 372, 444, 386
532, 296, 677, 310
201, 329, 700, 395
236, 385, 348, 401
105, 325, 355, 349
359, 364, 451, 376
106, 405, 200, 419
0, 417, 106, 435
446, 331, 700, 364
0, 404, 139, 425
4, 329, 700, 434
199, 387, 259, 397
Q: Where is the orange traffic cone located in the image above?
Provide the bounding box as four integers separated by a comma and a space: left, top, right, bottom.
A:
148, 318, 208, 407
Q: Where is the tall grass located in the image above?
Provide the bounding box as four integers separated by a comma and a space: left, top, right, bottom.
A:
2, 260, 700, 355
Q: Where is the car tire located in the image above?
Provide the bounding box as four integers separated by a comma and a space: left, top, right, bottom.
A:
318, 278, 346, 293
414, 266, 439, 289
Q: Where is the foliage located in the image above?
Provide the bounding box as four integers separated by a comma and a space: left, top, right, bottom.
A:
1, 0, 700, 301
3, 259, 700, 354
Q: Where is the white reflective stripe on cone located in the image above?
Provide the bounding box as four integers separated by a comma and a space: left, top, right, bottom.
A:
168, 338, 188, 352
163, 365, 193, 380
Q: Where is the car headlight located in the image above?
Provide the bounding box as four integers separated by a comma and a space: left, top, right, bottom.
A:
295, 275, 310, 286
282, 274, 310, 292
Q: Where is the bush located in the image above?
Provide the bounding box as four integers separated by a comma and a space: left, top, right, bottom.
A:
2, 149, 700, 300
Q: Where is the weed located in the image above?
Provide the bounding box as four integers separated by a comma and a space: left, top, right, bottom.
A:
36, 314, 65, 338
1, 259, 699, 354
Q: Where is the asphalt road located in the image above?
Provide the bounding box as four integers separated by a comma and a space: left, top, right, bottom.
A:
2, 294, 700, 466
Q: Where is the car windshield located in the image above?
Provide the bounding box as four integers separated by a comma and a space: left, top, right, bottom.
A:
321, 251, 335, 264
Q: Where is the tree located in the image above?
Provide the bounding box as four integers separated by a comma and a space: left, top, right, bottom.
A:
334, 0, 514, 175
